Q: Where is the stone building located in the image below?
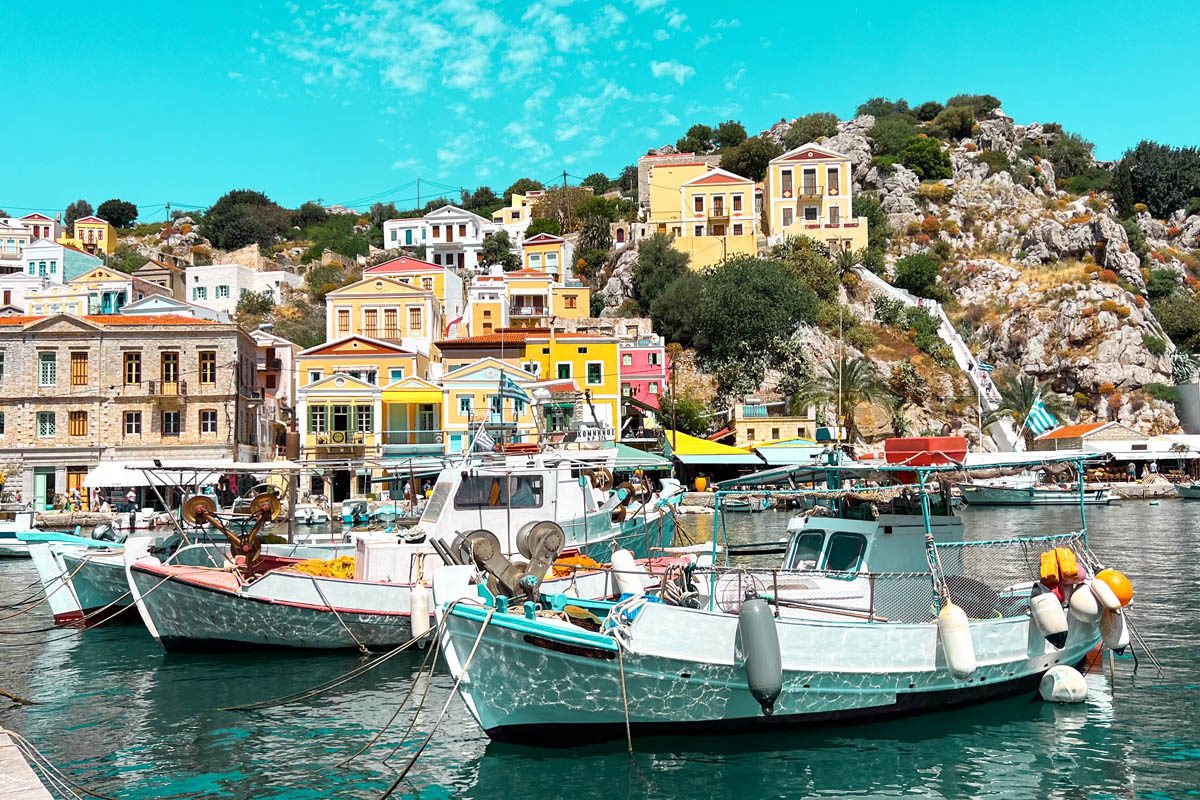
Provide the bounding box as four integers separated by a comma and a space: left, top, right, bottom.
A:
0, 314, 264, 509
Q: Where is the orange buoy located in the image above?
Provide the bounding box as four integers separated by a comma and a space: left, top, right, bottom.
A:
1096, 569, 1134, 607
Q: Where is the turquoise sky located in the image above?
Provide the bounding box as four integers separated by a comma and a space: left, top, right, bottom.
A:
8, 1, 1198, 220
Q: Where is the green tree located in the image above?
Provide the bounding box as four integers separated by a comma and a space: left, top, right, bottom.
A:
915, 101, 943, 121
658, 388, 711, 437
868, 116, 919, 156
782, 112, 839, 149
901, 136, 952, 180
930, 105, 975, 140
64, 199, 93, 228
893, 253, 942, 297
467, 186, 500, 211
581, 173, 612, 194
982, 371, 1070, 448
649, 271, 706, 348
695, 256, 818, 374
633, 233, 690, 308
202, 189, 290, 250
617, 165, 639, 197
526, 217, 562, 237
853, 193, 893, 250
96, 198, 138, 228
1152, 293, 1200, 349
578, 216, 612, 253
718, 136, 783, 181
503, 177, 544, 203
1048, 132, 1095, 180
676, 123, 715, 154
305, 264, 345, 301
794, 356, 895, 442
107, 243, 148, 274
1122, 140, 1200, 217
1112, 160, 1134, 218
294, 201, 328, 229
714, 120, 748, 150
856, 97, 909, 118
480, 230, 521, 271
369, 202, 401, 228
273, 300, 326, 349
236, 290, 275, 317
771, 236, 837, 300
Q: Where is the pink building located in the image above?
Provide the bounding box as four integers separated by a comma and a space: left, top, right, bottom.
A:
619, 335, 668, 441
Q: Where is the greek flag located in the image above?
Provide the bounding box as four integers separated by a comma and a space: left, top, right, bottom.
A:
977, 361, 995, 373
473, 426, 496, 452
1025, 394, 1058, 436
499, 373, 531, 403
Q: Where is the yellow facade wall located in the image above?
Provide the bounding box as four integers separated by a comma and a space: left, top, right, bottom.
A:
470, 299, 504, 336
326, 278, 439, 344
647, 163, 708, 224
670, 234, 758, 270
551, 285, 590, 318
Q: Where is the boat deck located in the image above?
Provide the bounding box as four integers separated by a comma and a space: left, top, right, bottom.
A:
0, 728, 54, 799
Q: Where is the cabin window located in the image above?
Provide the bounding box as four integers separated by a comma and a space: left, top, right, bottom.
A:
788, 532, 825, 569
823, 532, 866, 572
453, 475, 544, 509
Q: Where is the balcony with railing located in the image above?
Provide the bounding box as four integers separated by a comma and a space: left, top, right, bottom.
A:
510, 298, 549, 317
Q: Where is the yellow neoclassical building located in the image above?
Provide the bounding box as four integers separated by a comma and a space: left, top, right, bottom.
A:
362, 255, 465, 330
646, 163, 758, 269
522, 330, 620, 430
324, 276, 443, 357
763, 144, 868, 251
464, 268, 590, 335
440, 357, 541, 453
58, 216, 117, 256
491, 190, 544, 226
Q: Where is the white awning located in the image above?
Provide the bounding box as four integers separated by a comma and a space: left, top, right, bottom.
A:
83, 460, 300, 488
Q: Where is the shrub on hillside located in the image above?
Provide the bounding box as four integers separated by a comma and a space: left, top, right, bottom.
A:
1121, 141, 1200, 218
1065, 167, 1112, 194
901, 137, 953, 180
894, 254, 942, 297
1099, 300, 1120, 313
915, 101, 944, 122
975, 151, 1011, 176
930, 105, 976, 140
857, 97, 909, 118
946, 93, 1002, 116
853, 194, 892, 249
869, 117, 920, 157
1143, 334, 1168, 356
1145, 382, 1181, 403
873, 294, 906, 326
1048, 132, 1096, 180
1098, 269, 1119, 283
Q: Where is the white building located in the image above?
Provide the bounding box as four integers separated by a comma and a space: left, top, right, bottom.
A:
382, 205, 496, 272
21, 238, 103, 282
0, 273, 63, 312
0, 217, 34, 273
249, 327, 300, 411
183, 263, 303, 317
119, 294, 229, 322
18, 213, 64, 245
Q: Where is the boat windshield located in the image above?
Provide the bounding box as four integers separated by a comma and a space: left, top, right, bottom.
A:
421, 482, 453, 524
454, 475, 544, 509
787, 531, 824, 570
824, 532, 867, 571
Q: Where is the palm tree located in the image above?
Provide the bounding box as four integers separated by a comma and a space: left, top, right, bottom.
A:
981, 370, 1070, 448
832, 247, 863, 283
793, 356, 895, 442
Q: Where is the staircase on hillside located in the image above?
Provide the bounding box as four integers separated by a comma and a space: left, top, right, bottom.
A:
858, 271, 1021, 452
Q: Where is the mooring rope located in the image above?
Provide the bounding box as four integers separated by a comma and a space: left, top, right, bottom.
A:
1, 686, 38, 705
0, 555, 92, 622
382, 622, 447, 763
8, 730, 124, 800
377, 607, 495, 799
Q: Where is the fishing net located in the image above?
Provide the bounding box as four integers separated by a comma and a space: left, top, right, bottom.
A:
288, 556, 356, 579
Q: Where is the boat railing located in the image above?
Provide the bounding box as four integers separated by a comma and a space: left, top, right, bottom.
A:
690, 531, 1091, 624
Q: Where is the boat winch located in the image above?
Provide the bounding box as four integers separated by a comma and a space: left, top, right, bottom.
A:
458, 521, 566, 602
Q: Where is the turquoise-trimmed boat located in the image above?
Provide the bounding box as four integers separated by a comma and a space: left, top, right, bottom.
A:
434, 445, 1131, 743
1175, 482, 1200, 499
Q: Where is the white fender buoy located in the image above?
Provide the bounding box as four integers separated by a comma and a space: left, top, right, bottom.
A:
1068, 583, 1102, 623
1031, 584, 1069, 649
1100, 608, 1130, 653
1089, 578, 1121, 613
410, 583, 431, 639
1039, 664, 1088, 703
735, 598, 782, 716
610, 549, 646, 597
938, 602, 976, 679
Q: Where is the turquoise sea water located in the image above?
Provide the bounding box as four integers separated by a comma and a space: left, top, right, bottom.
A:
2, 503, 1199, 799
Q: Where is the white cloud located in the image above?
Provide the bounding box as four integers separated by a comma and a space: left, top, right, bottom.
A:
712, 18, 740, 28
392, 157, 421, 170
227, 71, 245, 80
601, 4, 627, 28
650, 60, 695, 85
659, 112, 679, 127
696, 33, 720, 48
633, 0, 666, 10
653, 29, 669, 41
666, 11, 686, 29
504, 122, 552, 161
436, 132, 476, 167
555, 123, 584, 142
523, 86, 553, 114
723, 66, 746, 91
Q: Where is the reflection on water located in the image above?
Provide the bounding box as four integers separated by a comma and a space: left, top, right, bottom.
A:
2, 502, 1199, 798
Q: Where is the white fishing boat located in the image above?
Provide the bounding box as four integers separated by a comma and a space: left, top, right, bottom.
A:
959, 472, 1117, 506
121, 446, 685, 652
723, 495, 770, 513
294, 503, 331, 525
433, 443, 1136, 743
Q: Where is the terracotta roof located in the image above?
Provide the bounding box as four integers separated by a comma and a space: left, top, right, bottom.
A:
0, 315, 44, 326
436, 330, 532, 347
84, 314, 217, 325
544, 380, 578, 393
642, 152, 697, 159
1036, 422, 1108, 440
61, 244, 95, 256
506, 269, 553, 278
364, 255, 440, 273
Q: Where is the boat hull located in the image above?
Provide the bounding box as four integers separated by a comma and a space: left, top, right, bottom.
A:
128, 563, 419, 652
1175, 484, 1200, 500
59, 551, 133, 623
961, 485, 1116, 506
436, 572, 1101, 744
